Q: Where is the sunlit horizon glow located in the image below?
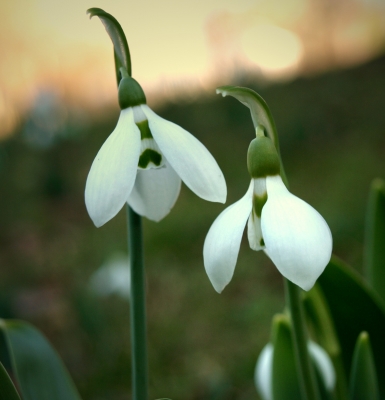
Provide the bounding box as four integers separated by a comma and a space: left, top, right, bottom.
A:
241, 21, 304, 77
1, 0, 385, 139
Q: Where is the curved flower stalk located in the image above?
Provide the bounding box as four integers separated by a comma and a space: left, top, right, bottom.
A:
85, 71, 226, 227
255, 341, 336, 400
204, 126, 332, 292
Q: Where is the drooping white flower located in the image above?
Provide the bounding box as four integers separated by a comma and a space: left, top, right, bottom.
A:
85, 75, 226, 227
203, 131, 332, 292
255, 341, 336, 400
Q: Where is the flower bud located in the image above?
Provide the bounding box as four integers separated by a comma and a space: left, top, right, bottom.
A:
247, 129, 280, 179
118, 76, 146, 109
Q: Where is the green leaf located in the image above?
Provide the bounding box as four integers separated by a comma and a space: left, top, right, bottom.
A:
267, 315, 335, 400
303, 285, 349, 399
216, 85, 287, 185
87, 7, 131, 80
0, 319, 82, 400
0, 361, 20, 400
349, 332, 379, 400
317, 256, 385, 397
271, 314, 302, 400
364, 178, 385, 302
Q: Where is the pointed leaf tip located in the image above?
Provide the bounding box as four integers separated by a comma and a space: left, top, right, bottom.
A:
350, 331, 380, 400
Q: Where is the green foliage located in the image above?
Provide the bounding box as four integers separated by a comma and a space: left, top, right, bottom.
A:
271, 315, 302, 400
317, 257, 385, 397
0, 361, 20, 400
349, 332, 379, 400
0, 320, 81, 400
303, 286, 349, 400
364, 178, 385, 302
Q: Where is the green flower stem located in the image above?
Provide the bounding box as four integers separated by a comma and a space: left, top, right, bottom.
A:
285, 279, 321, 400
127, 205, 148, 400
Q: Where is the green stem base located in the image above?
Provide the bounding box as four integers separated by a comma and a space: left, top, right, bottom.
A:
285, 279, 320, 400
127, 205, 148, 400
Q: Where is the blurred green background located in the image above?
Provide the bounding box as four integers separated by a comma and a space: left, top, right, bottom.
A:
0, 50, 384, 399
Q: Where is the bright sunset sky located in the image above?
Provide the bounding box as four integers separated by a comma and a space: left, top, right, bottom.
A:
1, 0, 385, 137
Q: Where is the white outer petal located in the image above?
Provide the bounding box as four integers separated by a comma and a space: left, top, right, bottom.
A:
254, 344, 273, 400
85, 108, 141, 227
308, 342, 336, 391
127, 159, 181, 222
141, 105, 227, 203
203, 181, 253, 293
261, 176, 333, 291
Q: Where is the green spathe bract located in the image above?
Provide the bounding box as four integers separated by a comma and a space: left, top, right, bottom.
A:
216, 85, 288, 185
87, 8, 131, 81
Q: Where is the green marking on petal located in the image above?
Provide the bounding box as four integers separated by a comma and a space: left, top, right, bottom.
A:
260, 238, 265, 247
138, 149, 162, 169
136, 120, 153, 139
253, 193, 268, 217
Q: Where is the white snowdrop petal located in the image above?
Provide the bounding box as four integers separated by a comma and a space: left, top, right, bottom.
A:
203, 181, 253, 293
261, 176, 332, 291
141, 105, 227, 203
85, 108, 141, 227
308, 342, 336, 391
127, 159, 181, 222
254, 344, 273, 400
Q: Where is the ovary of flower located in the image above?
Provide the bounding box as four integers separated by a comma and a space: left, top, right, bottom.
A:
203, 174, 332, 292
85, 105, 226, 227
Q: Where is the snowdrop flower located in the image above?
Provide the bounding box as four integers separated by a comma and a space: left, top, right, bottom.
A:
85, 70, 226, 227
204, 126, 332, 292
255, 341, 336, 400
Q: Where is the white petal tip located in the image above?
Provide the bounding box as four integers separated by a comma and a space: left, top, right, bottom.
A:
297, 281, 315, 292
213, 284, 225, 294
202, 184, 227, 204
89, 214, 108, 228
211, 194, 227, 204
219, 193, 227, 204
286, 273, 321, 292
